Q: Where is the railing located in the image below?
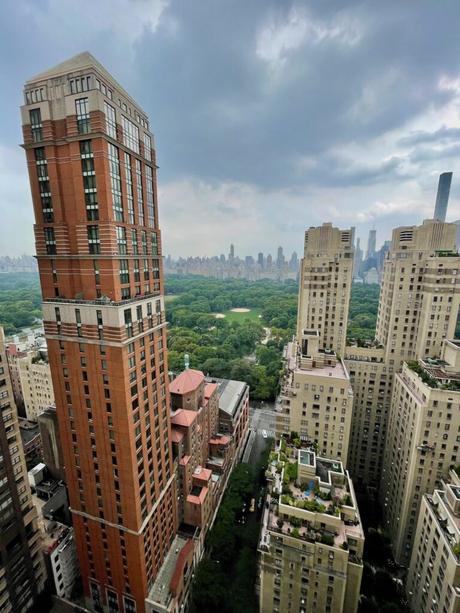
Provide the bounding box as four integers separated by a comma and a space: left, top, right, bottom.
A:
44, 290, 161, 307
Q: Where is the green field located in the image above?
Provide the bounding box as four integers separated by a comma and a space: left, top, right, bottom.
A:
217, 308, 262, 322
164, 294, 178, 303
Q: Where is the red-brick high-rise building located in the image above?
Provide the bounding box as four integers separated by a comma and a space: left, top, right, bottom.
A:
21, 52, 177, 612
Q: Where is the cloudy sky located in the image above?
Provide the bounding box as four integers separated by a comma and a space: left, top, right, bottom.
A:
2, 0, 460, 258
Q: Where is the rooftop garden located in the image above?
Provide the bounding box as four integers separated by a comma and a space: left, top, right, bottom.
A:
407, 361, 438, 387
407, 360, 460, 391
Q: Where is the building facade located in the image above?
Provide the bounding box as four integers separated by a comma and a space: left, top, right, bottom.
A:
206, 376, 250, 463
147, 369, 246, 612
43, 523, 80, 599
344, 344, 393, 488
276, 330, 354, 466
38, 405, 65, 480
0, 328, 46, 611
22, 52, 177, 611
375, 220, 459, 369
259, 446, 363, 613
17, 351, 55, 422
407, 469, 460, 613
381, 340, 460, 565
296, 224, 354, 356
346, 220, 460, 489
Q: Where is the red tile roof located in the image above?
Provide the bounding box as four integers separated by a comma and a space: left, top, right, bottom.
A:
187, 486, 208, 505
169, 369, 204, 395
193, 467, 212, 483
171, 409, 197, 427
204, 382, 218, 399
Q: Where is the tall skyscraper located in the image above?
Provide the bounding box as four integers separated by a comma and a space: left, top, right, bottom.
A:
346, 220, 460, 488
433, 171, 453, 222
375, 221, 459, 365
382, 341, 460, 565
229, 243, 235, 260
353, 237, 362, 278
257, 252, 264, 268
22, 52, 177, 611
0, 328, 47, 610
296, 223, 354, 355
289, 251, 298, 272
276, 246, 284, 267
366, 228, 376, 260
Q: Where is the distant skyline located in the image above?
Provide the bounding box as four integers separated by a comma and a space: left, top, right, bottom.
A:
3, 1, 460, 256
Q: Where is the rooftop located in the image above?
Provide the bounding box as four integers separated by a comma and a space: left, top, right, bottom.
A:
407, 359, 460, 391
170, 369, 204, 395
147, 534, 192, 607
25, 51, 147, 115
171, 409, 197, 428
261, 442, 363, 556
206, 377, 248, 416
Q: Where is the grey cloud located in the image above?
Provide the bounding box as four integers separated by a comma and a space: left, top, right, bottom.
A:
409, 144, 460, 163
399, 126, 460, 147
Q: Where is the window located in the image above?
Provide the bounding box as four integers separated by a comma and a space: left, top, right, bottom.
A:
151, 233, 158, 255
30, 109, 42, 142
70, 76, 91, 94
25, 87, 46, 104
80, 141, 98, 220
135, 159, 144, 225
145, 165, 155, 228
108, 144, 123, 221
119, 259, 129, 284
143, 133, 152, 161
105, 102, 117, 139
44, 228, 56, 254
75, 98, 90, 134
131, 229, 138, 254
124, 309, 133, 337
134, 259, 140, 282
125, 153, 135, 224
94, 261, 100, 285
35, 148, 53, 222
122, 116, 139, 153
87, 226, 100, 254
116, 226, 127, 254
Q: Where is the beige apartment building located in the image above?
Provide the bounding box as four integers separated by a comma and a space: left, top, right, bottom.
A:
375, 220, 459, 368
344, 344, 394, 488
346, 220, 460, 488
0, 328, 46, 610
276, 329, 354, 466
17, 351, 54, 421
407, 469, 460, 613
381, 339, 460, 566
297, 224, 354, 356
259, 446, 364, 613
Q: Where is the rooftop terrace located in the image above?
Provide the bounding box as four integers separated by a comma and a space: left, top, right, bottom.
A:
261, 440, 363, 558
407, 359, 460, 391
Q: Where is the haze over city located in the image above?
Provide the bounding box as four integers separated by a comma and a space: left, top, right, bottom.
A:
3, 0, 460, 256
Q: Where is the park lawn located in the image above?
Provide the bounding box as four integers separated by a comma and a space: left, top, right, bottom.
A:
164, 294, 178, 303
221, 308, 262, 322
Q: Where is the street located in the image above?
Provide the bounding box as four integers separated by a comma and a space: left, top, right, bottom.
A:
242, 404, 279, 465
